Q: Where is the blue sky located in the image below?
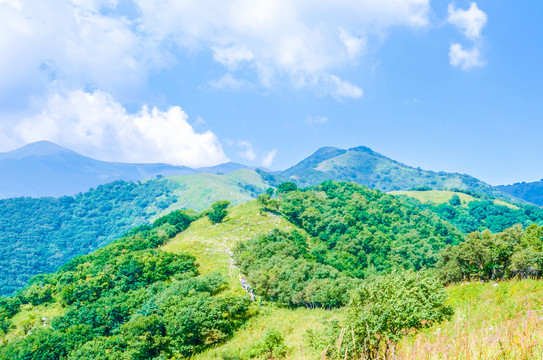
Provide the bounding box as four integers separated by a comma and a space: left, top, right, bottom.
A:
0, 0, 541, 185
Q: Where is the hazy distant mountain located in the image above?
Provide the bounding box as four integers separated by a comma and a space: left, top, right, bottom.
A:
260, 146, 518, 202
497, 181, 543, 206
0, 141, 252, 198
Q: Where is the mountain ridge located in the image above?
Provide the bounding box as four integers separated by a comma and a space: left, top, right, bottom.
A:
262, 145, 520, 203
0, 141, 257, 198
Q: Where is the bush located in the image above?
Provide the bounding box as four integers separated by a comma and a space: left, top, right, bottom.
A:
345, 271, 452, 357
207, 201, 230, 224
277, 182, 297, 194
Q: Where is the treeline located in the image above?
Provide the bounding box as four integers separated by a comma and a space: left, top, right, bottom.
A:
439, 224, 543, 282
234, 181, 462, 308
414, 197, 543, 234
0, 208, 251, 359
0, 180, 178, 296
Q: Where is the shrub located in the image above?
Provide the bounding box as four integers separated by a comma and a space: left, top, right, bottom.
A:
207, 201, 231, 224
345, 271, 452, 357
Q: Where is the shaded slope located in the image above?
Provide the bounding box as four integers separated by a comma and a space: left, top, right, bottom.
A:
497, 180, 543, 206
262, 146, 517, 202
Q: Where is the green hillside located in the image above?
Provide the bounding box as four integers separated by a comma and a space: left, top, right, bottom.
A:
261, 146, 517, 202
0, 169, 270, 296
3, 181, 543, 359
391, 190, 543, 234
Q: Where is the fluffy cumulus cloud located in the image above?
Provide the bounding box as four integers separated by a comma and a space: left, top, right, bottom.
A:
0, 0, 432, 103
0, 0, 164, 103
7, 90, 228, 167
447, 2, 487, 41
447, 2, 487, 70
134, 0, 430, 98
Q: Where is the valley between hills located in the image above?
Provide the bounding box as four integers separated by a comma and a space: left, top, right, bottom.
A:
2, 143, 543, 359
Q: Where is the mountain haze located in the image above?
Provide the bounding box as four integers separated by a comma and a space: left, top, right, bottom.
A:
0, 141, 254, 198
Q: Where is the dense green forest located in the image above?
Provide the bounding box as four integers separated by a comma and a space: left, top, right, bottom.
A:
404, 193, 543, 233
0, 180, 178, 296
3, 181, 543, 359
234, 182, 462, 308
0, 209, 252, 359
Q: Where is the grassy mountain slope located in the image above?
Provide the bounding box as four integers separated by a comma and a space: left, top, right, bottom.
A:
162, 169, 270, 213
3, 183, 543, 359
390, 190, 519, 209
497, 180, 543, 206
262, 146, 517, 202
390, 189, 543, 234
396, 279, 543, 359
0, 169, 270, 295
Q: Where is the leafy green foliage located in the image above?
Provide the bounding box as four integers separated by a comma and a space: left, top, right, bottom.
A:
276, 182, 297, 194
308, 271, 452, 359
438, 224, 543, 282
0, 210, 252, 359
234, 230, 358, 308
0, 180, 179, 296
207, 200, 231, 224
415, 199, 543, 234
235, 181, 462, 308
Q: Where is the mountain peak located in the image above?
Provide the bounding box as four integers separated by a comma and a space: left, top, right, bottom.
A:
0, 141, 75, 160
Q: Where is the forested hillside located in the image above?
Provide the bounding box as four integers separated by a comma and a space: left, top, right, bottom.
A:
3, 181, 543, 359
0, 170, 270, 296
260, 146, 518, 202
0, 180, 178, 296
392, 190, 543, 233
0, 210, 252, 359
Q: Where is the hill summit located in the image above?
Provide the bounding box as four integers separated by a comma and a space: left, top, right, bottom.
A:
261, 146, 516, 201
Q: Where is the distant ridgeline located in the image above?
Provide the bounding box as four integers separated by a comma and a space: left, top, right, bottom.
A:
258, 146, 518, 203
497, 180, 543, 206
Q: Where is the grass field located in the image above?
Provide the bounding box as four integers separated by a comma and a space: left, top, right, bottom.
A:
390, 190, 519, 210
159, 169, 270, 214
161, 200, 300, 289
396, 279, 543, 359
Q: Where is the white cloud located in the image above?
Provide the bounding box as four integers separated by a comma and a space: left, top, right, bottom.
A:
7, 90, 228, 167
305, 115, 328, 125
447, 2, 487, 71
447, 2, 487, 41
209, 73, 253, 91
0, 0, 432, 102
262, 149, 277, 168
236, 140, 257, 161
325, 75, 364, 100
0, 0, 164, 102
449, 43, 484, 70
132, 0, 431, 99
212, 45, 254, 70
